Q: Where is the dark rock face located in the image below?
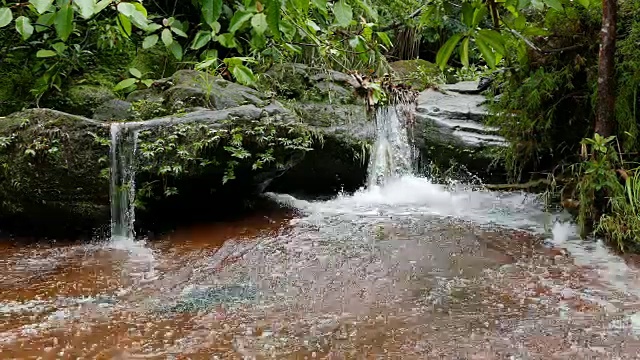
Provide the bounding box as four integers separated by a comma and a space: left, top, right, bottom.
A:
414, 83, 507, 181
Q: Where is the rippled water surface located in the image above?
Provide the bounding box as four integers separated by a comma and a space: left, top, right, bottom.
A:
3, 176, 640, 359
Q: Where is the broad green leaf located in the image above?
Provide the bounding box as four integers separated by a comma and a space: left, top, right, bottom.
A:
0, 8, 13, 28
231, 64, 256, 86
472, 6, 488, 27
356, 0, 377, 22
114, 78, 138, 91
334, 1, 352, 27
171, 26, 188, 37
161, 28, 173, 46
306, 19, 320, 33
117, 2, 136, 16
294, 0, 310, 14
129, 68, 142, 78
129, 9, 149, 30
265, 0, 281, 39
517, 0, 531, 9
15, 16, 34, 40
74, 0, 95, 19
51, 42, 66, 53
576, 0, 589, 8
95, 0, 111, 13
146, 23, 162, 32
191, 31, 212, 49
311, 0, 327, 15
376, 31, 392, 48
36, 49, 57, 58
167, 41, 183, 60
133, 2, 148, 17
435, 33, 462, 70
143, 34, 158, 49
279, 20, 295, 40
36, 12, 55, 32
542, 0, 563, 11
217, 33, 237, 48
202, 0, 223, 26
251, 13, 268, 34
117, 13, 132, 36
29, 0, 54, 14
475, 37, 496, 68
460, 36, 469, 67
461, 2, 474, 27
476, 29, 506, 55
196, 58, 217, 71
141, 79, 154, 87
229, 10, 253, 33
55, 3, 74, 41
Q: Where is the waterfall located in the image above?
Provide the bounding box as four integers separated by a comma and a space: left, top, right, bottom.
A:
366, 104, 416, 187
109, 123, 139, 241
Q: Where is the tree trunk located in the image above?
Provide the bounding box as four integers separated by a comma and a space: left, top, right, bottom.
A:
595, 0, 617, 137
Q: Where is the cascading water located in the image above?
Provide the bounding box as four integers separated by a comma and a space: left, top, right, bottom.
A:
109, 123, 139, 241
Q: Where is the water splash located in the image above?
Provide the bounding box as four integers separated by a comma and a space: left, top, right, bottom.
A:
366, 105, 416, 187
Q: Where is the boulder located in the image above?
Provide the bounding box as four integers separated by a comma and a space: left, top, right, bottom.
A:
414, 82, 507, 181
389, 59, 442, 91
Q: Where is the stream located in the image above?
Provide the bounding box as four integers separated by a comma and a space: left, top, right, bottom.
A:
3, 105, 640, 358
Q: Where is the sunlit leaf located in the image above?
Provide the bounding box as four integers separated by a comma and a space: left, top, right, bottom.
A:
334, 1, 353, 27
435, 33, 462, 70
251, 13, 268, 34
143, 34, 158, 49
129, 68, 142, 78
231, 64, 256, 86
475, 36, 496, 68
376, 31, 392, 48
171, 26, 188, 37
191, 30, 212, 49
55, 3, 74, 41
461, 2, 474, 27
460, 36, 469, 67
117, 2, 136, 16
15, 16, 34, 40
30, 0, 54, 14
217, 33, 237, 48
74, 0, 95, 19
0, 8, 12, 28
117, 13, 132, 36
161, 28, 173, 46
229, 10, 253, 33
476, 29, 506, 55
36, 49, 57, 58
114, 78, 138, 91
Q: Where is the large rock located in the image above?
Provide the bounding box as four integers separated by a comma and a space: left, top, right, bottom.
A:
414, 81, 507, 181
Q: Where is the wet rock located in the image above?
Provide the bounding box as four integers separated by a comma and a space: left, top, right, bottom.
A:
414, 83, 507, 181
92, 99, 133, 121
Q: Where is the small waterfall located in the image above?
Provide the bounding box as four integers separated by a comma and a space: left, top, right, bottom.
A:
366, 104, 416, 187
109, 123, 139, 241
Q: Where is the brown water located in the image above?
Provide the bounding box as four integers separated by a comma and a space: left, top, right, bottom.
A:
4, 184, 640, 359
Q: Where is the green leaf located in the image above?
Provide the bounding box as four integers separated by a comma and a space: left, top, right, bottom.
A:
55, 3, 74, 41
356, 0, 377, 22
231, 64, 256, 86
294, 0, 310, 14
143, 34, 158, 49
265, 0, 281, 39
168, 41, 183, 60
517, 0, 531, 9
129, 68, 142, 78
146, 23, 162, 32
133, 2, 148, 17
141, 79, 154, 87
74, 0, 95, 19
461, 2, 474, 27
114, 78, 138, 91
201, 0, 223, 26
472, 6, 488, 27
191, 30, 212, 49
117, 13, 132, 36
334, 1, 353, 27
460, 36, 469, 67
171, 26, 188, 37
117, 2, 136, 16
542, 0, 563, 11
217, 33, 237, 48
51, 42, 66, 54
435, 33, 462, 70
376, 31, 392, 48
35, 12, 55, 32
161, 28, 173, 46
576, 0, 590, 8
15, 16, 34, 41
311, 0, 327, 14
476, 29, 506, 55
251, 13, 268, 34
30, 0, 54, 14
0, 8, 12, 28
36, 49, 57, 58
475, 36, 496, 68
95, 0, 111, 13
229, 10, 253, 33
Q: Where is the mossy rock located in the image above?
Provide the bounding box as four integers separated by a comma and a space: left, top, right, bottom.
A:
64, 85, 117, 117
0, 109, 110, 237
389, 59, 441, 91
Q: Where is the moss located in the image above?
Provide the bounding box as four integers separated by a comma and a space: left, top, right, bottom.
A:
0, 109, 110, 237
389, 59, 442, 90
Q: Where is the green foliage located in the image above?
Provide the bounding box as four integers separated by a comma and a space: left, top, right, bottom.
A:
134, 117, 314, 204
